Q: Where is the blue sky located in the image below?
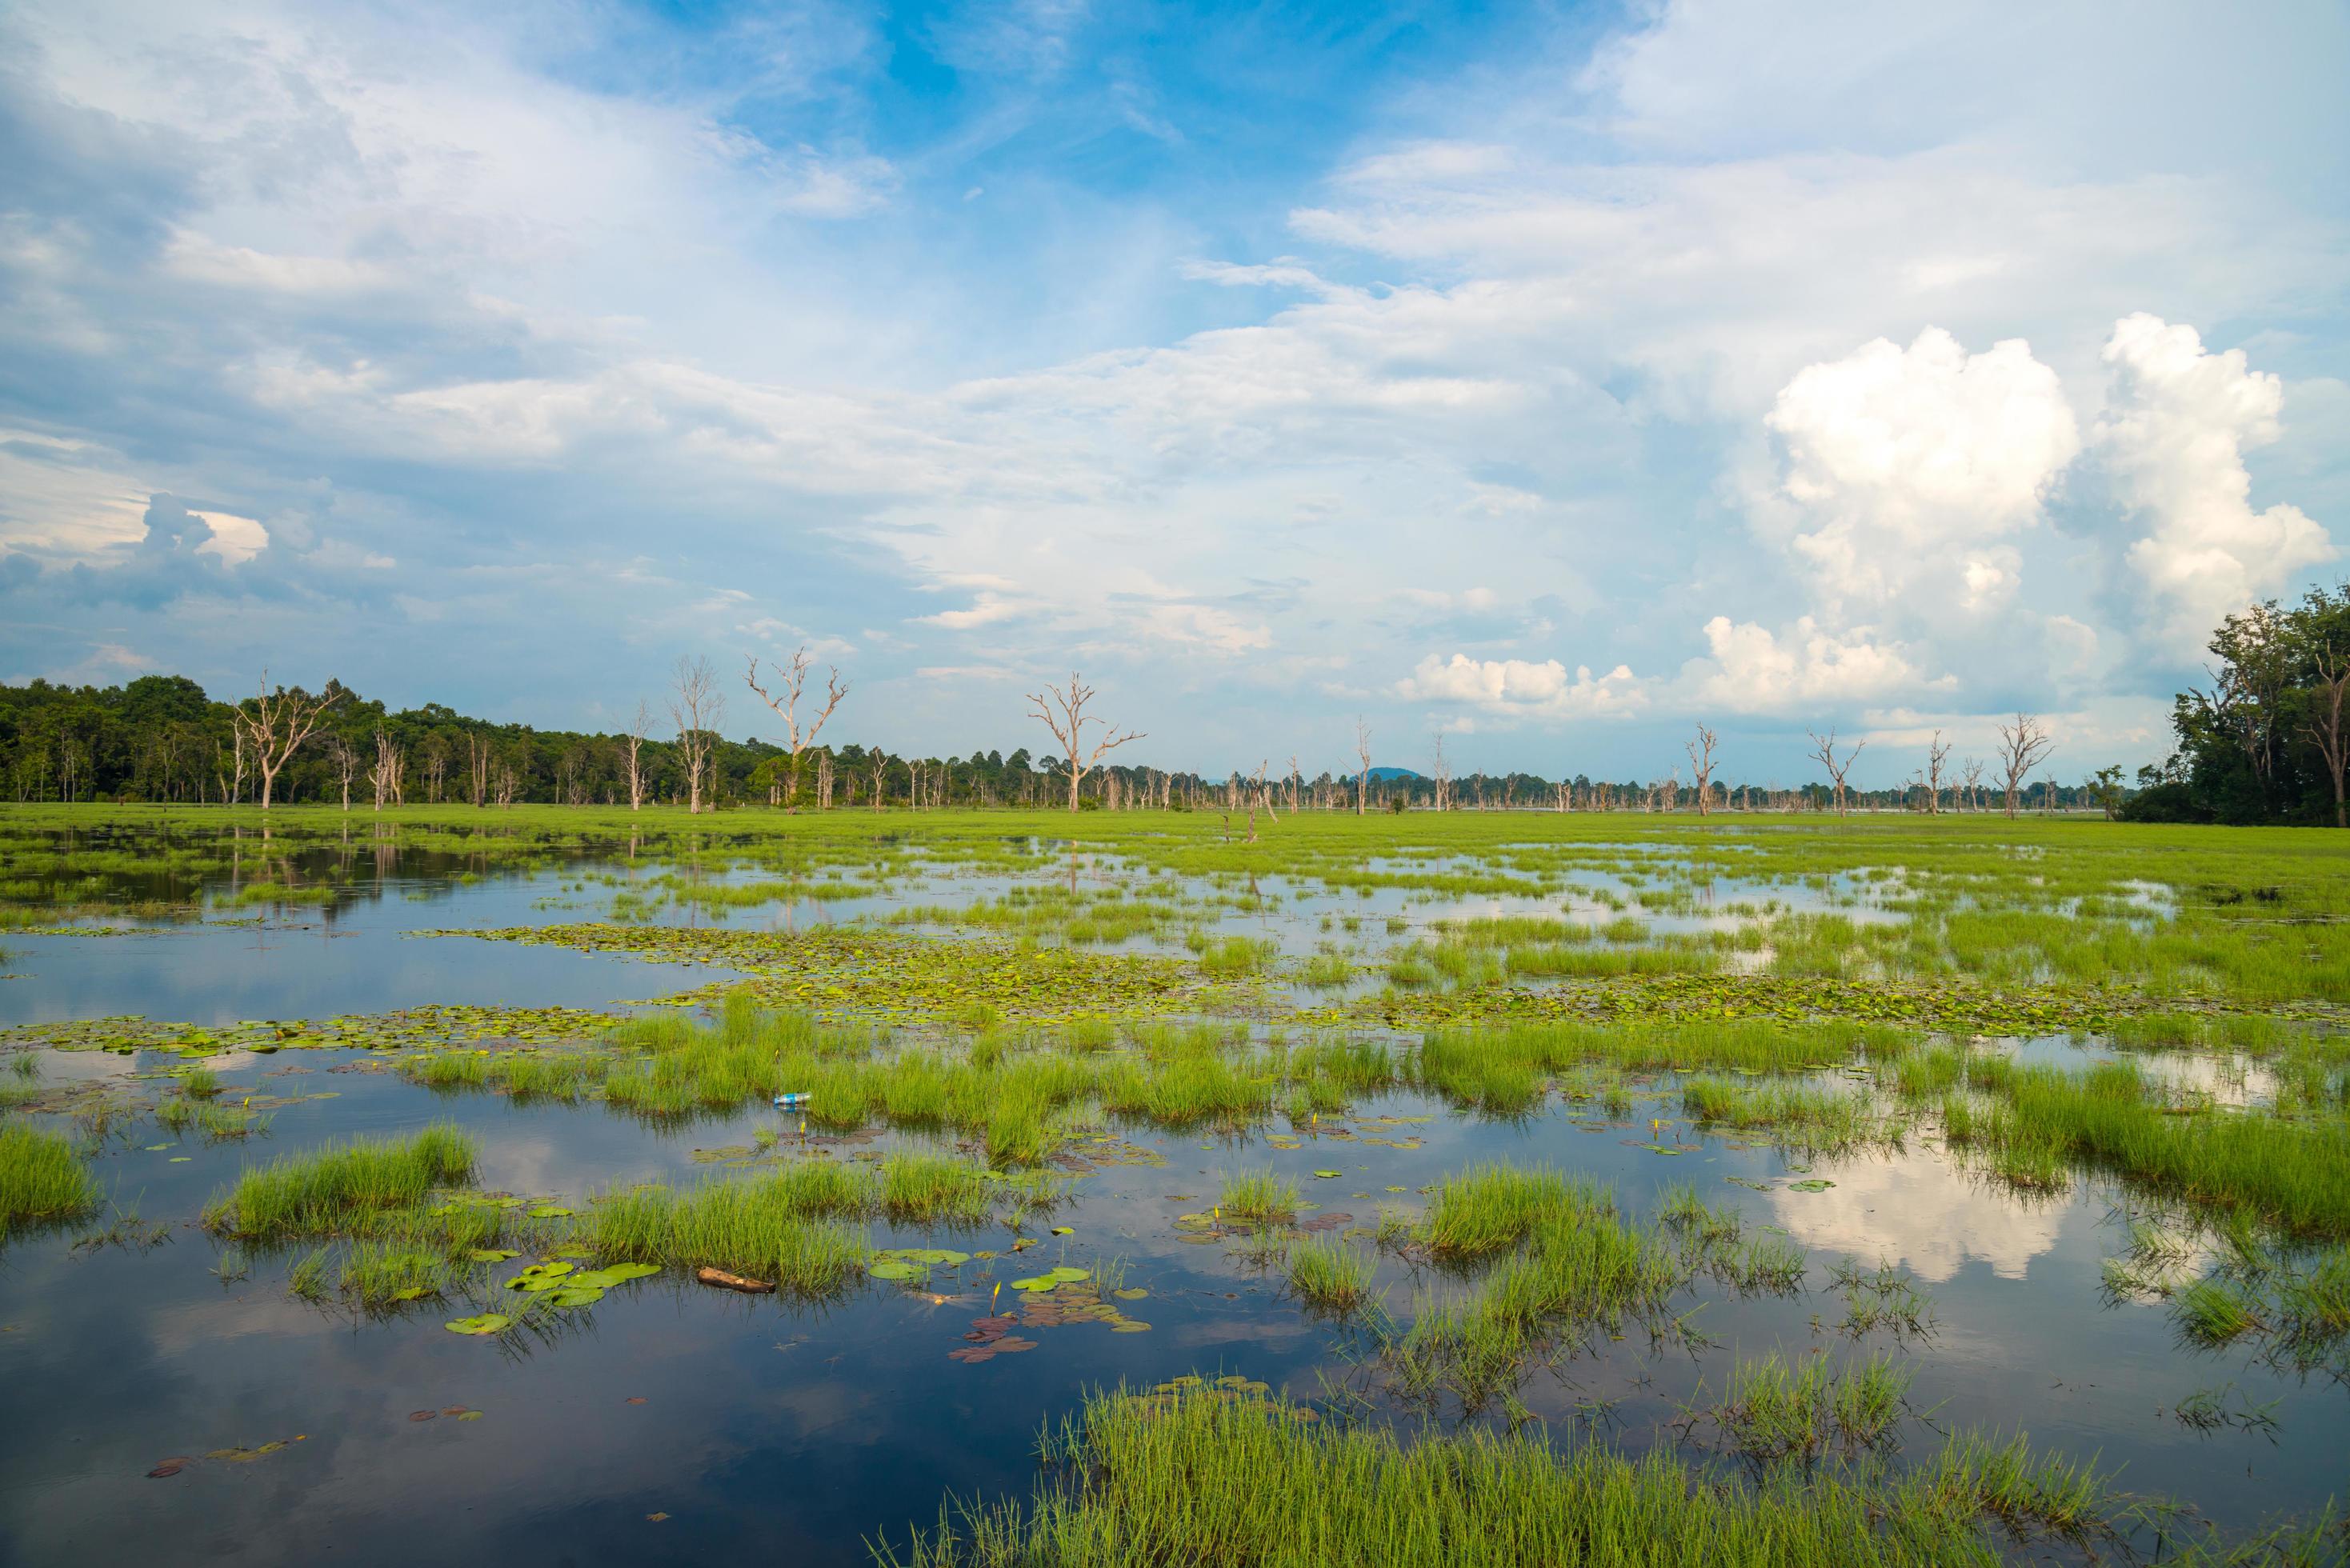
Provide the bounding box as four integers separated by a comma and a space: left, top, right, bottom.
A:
2, 0, 2345, 786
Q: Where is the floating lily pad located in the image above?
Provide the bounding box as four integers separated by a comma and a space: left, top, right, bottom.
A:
1788, 1178, 1837, 1193
1047, 1266, 1089, 1283
1009, 1275, 1056, 1291
1313, 1170, 1342, 1178
445, 1314, 512, 1335
527, 1205, 575, 1218
546, 1286, 605, 1308
1111, 1287, 1148, 1301
869, 1260, 927, 1282
466, 1249, 518, 1263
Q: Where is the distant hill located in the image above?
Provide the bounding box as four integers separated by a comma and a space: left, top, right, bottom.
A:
1365, 766, 1425, 782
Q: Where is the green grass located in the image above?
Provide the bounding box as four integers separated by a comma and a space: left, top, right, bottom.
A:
1419, 1163, 1610, 1258
1219, 1168, 1299, 1226
582, 1175, 869, 1295
0, 1122, 102, 1234
1711, 1352, 1912, 1461
875, 1384, 2157, 1567
1968, 1061, 2350, 1234
1680, 1078, 1884, 1154
1285, 1237, 1374, 1312
202, 1126, 475, 1238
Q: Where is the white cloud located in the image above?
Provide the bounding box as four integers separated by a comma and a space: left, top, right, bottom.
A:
1395, 653, 1646, 721
1679, 615, 1935, 714
2096, 313, 2336, 652
1764, 327, 2080, 614
190, 510, 268, 566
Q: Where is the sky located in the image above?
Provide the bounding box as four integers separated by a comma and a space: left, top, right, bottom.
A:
1, 0, 2345, 788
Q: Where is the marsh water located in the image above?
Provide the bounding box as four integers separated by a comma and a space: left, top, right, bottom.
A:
2, 821, 2344, 1563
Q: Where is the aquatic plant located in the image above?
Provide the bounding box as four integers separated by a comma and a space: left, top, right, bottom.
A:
0, 1122, 102, 1234
582, 1174, 869, 1295
202, 1126, 475, 1238
1284, 1237, 1374, 1312
875, 1384, 2147, 1567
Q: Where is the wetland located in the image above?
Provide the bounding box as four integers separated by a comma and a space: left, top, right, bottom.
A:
2, 804, 2346, 1565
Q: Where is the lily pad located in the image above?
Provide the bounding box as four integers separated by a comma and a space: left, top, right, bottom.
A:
445, 1314, 513, 1335
546, 1286, 606, 1308
868, 1260, 927, 1282
527, 1205, 575, 1218
1047, 1266, 1090, 1283
1111, 1287, 1148, 1301
466, 1249, 518, 1262
1313, 1170, 1342, 1178
1788, 1178, 1836, 1193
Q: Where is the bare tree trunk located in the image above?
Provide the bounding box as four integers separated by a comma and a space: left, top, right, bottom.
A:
667, 656, 724, 814
235, 671, 341, 811
1996, 714, 2055, 818
1028, 672, 1144, 811
1685, 723, 1717, 816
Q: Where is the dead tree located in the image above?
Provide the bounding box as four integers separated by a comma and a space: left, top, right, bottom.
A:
1996, 714, 2056, 819
467, 734, 490, 807
625, 699, 653, 812
868, 747, 887, 811
1355, 718, 1372, 816
368, 728, 404, 810
1027, 671, 1145, 812
2304, 647, 2350, 827
1287, 755, 1301, 816
667, 655, 725, 814
1925, 731, 1952, 815
1960, 758, 1985, 812
1431, 734, 1450, 812
422, 738, 448, 804
744, 646, 850, 811
1684, 723, 1718, 817
1806, 728, 1864, 818
235, 672, 342, 810
326, 734, 358, 810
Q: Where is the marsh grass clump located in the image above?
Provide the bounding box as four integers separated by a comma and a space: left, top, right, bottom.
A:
1285, 1237, 1374, 1312
203, 1126, 475, 1238
882, 1153, 1023, 1226
2173, 1275, 2264, 1347
1709, 1351, 1914, 1462
1971, 1061, 2350, 1232
583, 1174, 868, 1295
1219, 1168, 1299, 1226
0, 1121, 102, 1234
1419, 1163, 1610, 1258
878, 1384, 2141, 1568
1680, 1079, 1884, 1155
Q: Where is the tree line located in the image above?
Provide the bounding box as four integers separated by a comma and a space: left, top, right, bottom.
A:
0, 649, 2111, 818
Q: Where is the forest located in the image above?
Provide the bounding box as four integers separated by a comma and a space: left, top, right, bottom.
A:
0, 662, 2108, 816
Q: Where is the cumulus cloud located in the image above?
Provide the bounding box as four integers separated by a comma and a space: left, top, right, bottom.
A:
1764, 327, 2080, 615
2095, 313, 2336, 652
1678, 615, 1935, 715
1395, 654, 1646, 721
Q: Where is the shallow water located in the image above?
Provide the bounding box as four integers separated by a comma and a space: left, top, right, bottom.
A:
1, 824, 2343, 1563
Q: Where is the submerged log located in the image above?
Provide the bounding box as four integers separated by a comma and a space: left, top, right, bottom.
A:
695, 1266, 776, 1294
